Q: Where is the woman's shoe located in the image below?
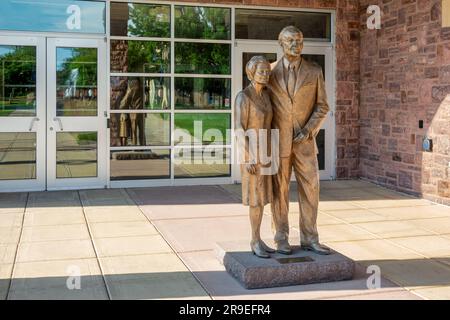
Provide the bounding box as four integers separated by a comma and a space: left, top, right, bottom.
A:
251, 241, 270, 258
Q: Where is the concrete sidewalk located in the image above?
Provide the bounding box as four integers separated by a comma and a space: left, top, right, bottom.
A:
2, 180, 450, 299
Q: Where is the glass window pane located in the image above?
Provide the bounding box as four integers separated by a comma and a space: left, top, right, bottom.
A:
111, 149, 170, 180
174, 148, 231, 178
0, 45, 36, 117
111, 40, 170, 73
242, 52, 278, 89
235, 9, 331, 41
56, 47, 98, 117
175, 43, 230, 75
317, 129, 325, 171
0, 133, 36, 180
175, 6, 231, 40
110, 113, 170, 147
0, 0, 105, 34
303, 54, 325, 80
175, 78, 231, 110
111, 2, 170, 37
174, 113, 231, 146
111, 77, 170, 110
56, 132, 97, 178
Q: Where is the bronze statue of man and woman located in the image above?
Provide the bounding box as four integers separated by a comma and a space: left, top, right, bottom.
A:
236, 26, 331, 258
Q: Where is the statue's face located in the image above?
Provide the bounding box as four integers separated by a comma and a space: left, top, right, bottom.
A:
280, 31, 303, 59
253, 63, 271, 85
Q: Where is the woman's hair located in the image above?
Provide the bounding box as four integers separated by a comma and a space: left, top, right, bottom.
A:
245, 56, 270, 81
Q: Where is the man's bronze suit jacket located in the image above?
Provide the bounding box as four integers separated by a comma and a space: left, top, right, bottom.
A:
268, 58, 329, 158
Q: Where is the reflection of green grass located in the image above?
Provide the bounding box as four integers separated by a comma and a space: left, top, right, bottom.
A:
76, 132, 97, 145
174, 114, 230, 144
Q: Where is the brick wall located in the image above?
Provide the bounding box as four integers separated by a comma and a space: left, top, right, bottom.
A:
176, 0, 361, 179
360, 0, 450, 204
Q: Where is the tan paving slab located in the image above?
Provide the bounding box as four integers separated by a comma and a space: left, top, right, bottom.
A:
321, 180, 380, 189
179, 250, 413, 300
153, 215, 280, 253
374, 258, 450, 290
352, 198, 436, 209
0, 244, 17, 264
0, 264, 13, 300
8, 259, 108, 300
317, 224, 377, 243
27, 191, 80, 208
101, 253, 209, 300
84, 207, 147, 223
388, 235, 450, 258
80, 189, 136, 207
326, 188, 392, 201
94, 235, 173, 257
325, 209, 387, 223
25, 207, 84, 214
325, 239, 422, 262
89, 221, 158, 239
354, 221, 432, 238
318, 200, 362, 212
139, 204, 249, 220
23, 210, 85, 226
16, 239, 96, 263
323, 290, 422, 300
0, 193, 27, 214
412, 285, 450, 300
0, 227, 21, 245
129, 185, 239, 206
371, 206, 450, 221
21, 224, 90, 242
0, 213, 23, 228
407, 217, 450, 235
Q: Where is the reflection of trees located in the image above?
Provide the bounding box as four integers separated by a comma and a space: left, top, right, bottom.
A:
128, 4, 170, 37
0, 46, 36, 115
56, 48, 97, 116
175, 6, 230, 40
57, 48, 97, 86
175, 43, 230, 75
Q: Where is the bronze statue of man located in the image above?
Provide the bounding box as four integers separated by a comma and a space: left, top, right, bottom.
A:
268, 26, 331, 255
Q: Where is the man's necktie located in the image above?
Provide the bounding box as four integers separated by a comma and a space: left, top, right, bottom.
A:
287, 64, 296, 99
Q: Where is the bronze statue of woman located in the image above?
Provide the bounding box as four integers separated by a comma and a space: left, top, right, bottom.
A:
235, 56, 275, 258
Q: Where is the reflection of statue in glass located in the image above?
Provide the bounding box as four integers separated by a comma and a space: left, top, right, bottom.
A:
119, 79, 145, 146
235, 56, 275, 258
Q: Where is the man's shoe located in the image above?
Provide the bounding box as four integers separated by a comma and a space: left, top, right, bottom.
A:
276, 241, 292, 255
301, 242, 332, 255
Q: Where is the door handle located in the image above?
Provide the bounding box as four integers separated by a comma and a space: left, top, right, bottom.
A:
53, 117, 64, 131
29, 117, 40, 131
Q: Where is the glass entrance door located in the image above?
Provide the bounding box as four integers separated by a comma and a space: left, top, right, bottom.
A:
233, 42, 335, 182
46, 38, 107, 190
0, 36, 46, 192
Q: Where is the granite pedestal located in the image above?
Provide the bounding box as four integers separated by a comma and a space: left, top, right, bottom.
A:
215, 240, 355, 289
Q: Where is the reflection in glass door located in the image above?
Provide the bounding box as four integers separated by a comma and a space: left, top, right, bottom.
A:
233, 42, 335, 182
46, 38, 107, 190
0, 36, 45, 192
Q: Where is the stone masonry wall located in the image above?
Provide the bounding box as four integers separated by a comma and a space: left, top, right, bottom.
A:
359, 0, 450, 204
176, 0, 361, 179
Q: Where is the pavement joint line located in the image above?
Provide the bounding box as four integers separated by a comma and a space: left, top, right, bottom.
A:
77, 190, 112, 301
310, 287, 416, 300
124, 188, 213, 301
5, 192, 29, 300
